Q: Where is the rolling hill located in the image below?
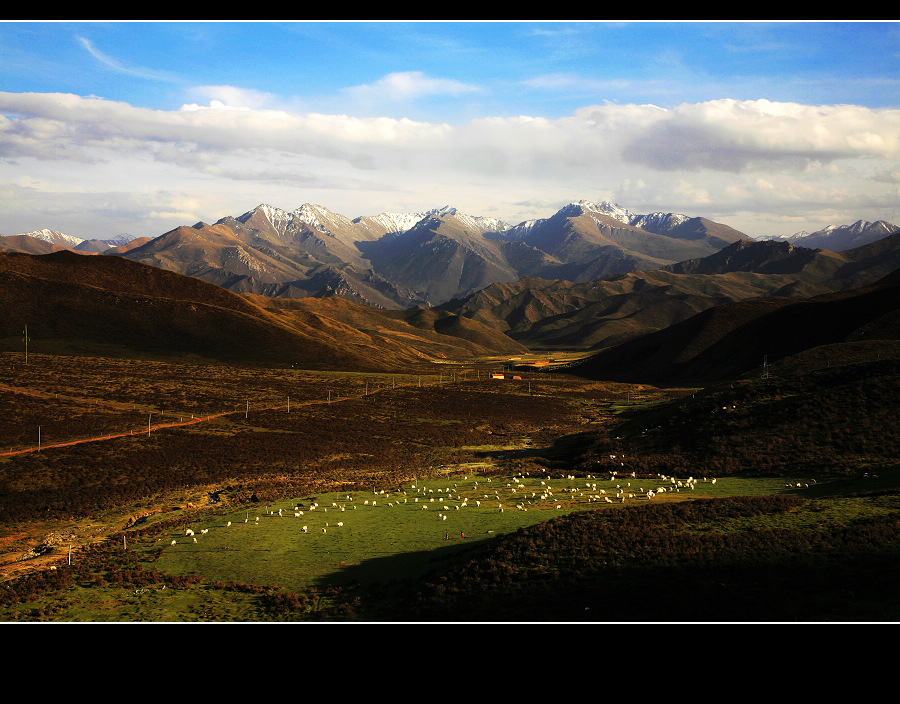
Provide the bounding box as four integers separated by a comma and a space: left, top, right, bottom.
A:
0, 250, 526, 369
440, 234, 900, 351
561, 268, 900, 384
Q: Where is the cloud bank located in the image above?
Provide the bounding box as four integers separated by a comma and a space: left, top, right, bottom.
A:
1, 89, 898, 238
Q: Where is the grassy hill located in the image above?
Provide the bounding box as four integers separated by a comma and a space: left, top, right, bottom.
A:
0, 251, 523, 370
562, 273, 900, 384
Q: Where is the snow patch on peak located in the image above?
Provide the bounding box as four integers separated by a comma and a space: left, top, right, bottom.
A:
564, 200, 639, 226
419, 206, 511, 234
631, 211, 691, 231
252, 204, 294, 235
563, 200, 691, 233
19, 228, 84, 247
292, 203, 355, 237
592, 200, 638, 225
355, 211, 429, 235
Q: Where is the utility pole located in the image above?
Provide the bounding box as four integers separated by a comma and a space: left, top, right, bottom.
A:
22, 325, 29, 364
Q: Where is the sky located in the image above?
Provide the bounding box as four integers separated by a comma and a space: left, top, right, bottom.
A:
1, 20, 899, 240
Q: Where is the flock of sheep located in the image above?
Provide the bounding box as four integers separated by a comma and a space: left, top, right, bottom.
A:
164, 469, 725, 548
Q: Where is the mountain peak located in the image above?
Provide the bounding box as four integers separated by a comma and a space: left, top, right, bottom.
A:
18, 228, 84, 247
418, 206, 510, 234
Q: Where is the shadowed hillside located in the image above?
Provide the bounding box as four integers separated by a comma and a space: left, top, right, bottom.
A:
563, 272, 900, 384
244, 295, 528, 360
0, 251, 523, 369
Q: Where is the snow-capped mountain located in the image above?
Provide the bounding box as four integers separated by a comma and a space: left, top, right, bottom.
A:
13, 228, 143, 252
353, 210, 428, 237
11, 198, 899, 311
586, 200, 692, 233
759, 219, 900, 251
420, 205, 511, 235
62, 199, 749, 307
503, 200, 693, 239
19, 228, 84, 248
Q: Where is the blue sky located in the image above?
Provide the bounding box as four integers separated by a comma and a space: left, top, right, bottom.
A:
1, 20, 899, 239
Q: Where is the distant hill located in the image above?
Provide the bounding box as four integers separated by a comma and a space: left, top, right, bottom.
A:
441, 234, 900, 351
244, 295, 528, 361
760, 219, 900, 251
1, 229, 144, 254
1, 234, 74, 255
0, 251, 524, 368
561, 271, 900, 384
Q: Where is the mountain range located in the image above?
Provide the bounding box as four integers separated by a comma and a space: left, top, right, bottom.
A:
437, 233, 900, 351
4, 201, 897, 314
3, 199, 900, 379
0, 200, 753, 309
4, 202, 897, 312
758, 219, 900, 251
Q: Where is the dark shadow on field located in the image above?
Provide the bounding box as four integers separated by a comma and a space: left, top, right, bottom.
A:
473, 430, 600, 465
311, 534, 491, 591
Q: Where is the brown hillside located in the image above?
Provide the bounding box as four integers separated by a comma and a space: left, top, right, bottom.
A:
0, 235, 74, 255
566, 277, 900, 383
246, 295, 528, 360
0, 251, 410, 370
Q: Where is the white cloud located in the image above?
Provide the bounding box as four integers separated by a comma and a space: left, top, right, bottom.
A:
183, 86, 277, 110
1, 90, 899, 238
344, 71, 481, 101
620, 99, 900, 172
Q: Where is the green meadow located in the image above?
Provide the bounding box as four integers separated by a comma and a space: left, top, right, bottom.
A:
152, 473, 795, 593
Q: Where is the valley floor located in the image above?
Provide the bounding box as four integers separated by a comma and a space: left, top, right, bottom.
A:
1, 349, 897, 622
